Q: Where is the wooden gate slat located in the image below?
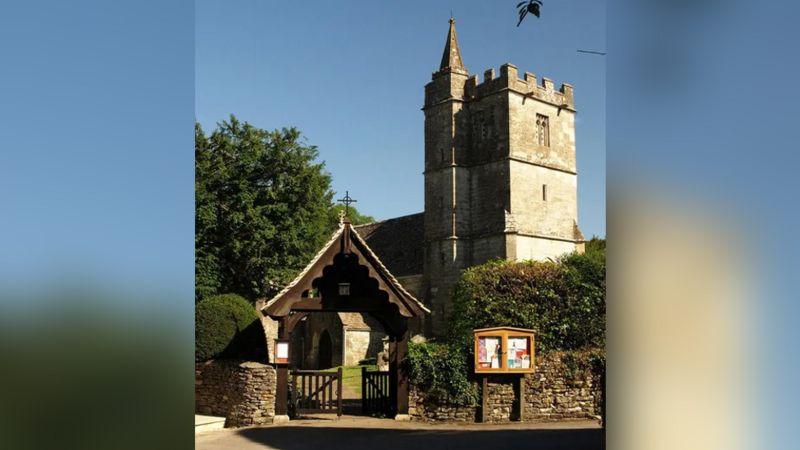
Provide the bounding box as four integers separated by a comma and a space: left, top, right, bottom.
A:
362, 369, 390, 416
305, 374, 310, 409
337, 367, 343, 416
328, 373, 333, 410
322, 372, 331, 408
291, 370, 342, 416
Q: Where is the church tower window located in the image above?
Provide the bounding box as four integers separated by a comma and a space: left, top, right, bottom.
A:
472, 109, 494, 144
542, 184, 548, 201
536, 114, 550, 147
483, 110, 493, 141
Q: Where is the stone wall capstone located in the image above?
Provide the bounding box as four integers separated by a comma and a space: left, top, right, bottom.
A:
195, 360, 276, 427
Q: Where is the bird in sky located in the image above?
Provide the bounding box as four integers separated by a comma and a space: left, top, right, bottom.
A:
517, 0, 543, 27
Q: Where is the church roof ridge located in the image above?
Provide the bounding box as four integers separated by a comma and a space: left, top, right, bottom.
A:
353, 211, 424, 229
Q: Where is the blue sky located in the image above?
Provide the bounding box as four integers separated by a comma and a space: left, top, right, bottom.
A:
196, 0, 606, 238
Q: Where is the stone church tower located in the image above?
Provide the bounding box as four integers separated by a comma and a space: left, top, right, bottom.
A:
422, 19, 584, 334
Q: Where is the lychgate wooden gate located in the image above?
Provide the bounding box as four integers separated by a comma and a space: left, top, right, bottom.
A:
291, 368, 342, 417
362, 367, 391, 416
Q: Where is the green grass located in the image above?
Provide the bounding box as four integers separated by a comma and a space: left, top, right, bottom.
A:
292, 364, 380, 394
324, 364, 377, 393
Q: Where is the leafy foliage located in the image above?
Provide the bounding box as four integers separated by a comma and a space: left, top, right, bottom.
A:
448, 241, 605, 354
195, 117, 334, 302
406, 341, 478, 406
584, 236, 605, 255
560, 349, 604, 381
195, 294, 265, 361
516, 0, 543, 27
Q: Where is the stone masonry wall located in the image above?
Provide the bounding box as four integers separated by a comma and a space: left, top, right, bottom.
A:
409, 389, 477, 422
523, 352, 602, 421
195, 360, 276, 427
482, 376, 518, 423
409, 351, 603, 423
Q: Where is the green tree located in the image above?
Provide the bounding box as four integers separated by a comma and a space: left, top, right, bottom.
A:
584, 236, 606, 256
195, 116, 334, 302
326, 204, 375, 230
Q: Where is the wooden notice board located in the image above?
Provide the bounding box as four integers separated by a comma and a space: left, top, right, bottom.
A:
474, 327, 535, 374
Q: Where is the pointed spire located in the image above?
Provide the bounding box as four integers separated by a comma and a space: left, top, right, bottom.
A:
439, 18, 465, 73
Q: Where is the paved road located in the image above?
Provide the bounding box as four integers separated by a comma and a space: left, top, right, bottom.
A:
196, 418, 604, 450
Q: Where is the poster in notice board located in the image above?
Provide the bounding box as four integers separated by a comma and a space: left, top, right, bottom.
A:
507, 336, 531, 369
477, 336, 502, 369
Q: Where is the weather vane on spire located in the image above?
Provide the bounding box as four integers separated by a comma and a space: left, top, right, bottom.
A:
337, 190, 357, 219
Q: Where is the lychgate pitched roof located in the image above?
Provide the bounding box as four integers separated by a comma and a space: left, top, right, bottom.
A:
261, 220, 429, 319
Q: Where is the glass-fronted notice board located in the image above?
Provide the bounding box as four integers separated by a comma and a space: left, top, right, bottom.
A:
477, 335, 502, 369
507, 336, 531, 369
473, 327, 535, 373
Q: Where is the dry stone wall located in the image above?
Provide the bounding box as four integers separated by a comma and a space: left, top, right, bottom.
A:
195, 360, 276, 427
484, 377, 517, 422
408, 389, 477, 422
409, 351, 603, 423
523, 352, 603, 421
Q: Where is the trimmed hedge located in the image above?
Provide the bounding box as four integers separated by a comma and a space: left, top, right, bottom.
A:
195, 294, 265, 361
449, 243, 605, 354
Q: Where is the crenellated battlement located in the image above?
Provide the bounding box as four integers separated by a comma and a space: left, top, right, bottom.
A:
464, 63, 574, 109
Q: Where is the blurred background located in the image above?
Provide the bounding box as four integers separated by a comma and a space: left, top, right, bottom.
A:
1, 0, 799, 449
609, 1, 800, 449
0, 1, 195, 449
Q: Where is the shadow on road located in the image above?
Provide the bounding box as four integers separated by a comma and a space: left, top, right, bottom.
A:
236, 426, 604, 450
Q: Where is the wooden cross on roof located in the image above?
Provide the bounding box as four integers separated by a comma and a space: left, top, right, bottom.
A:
336, 190, 357, 218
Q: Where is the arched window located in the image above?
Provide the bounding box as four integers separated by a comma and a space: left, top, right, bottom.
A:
318, 330, 333, 369
536, 114, 550, 147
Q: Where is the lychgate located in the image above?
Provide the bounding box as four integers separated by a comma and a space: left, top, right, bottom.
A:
262, 217, 429, 420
